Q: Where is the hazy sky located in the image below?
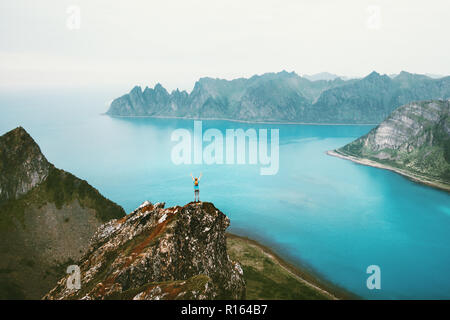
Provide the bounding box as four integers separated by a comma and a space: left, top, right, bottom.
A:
1, 0, 449, 91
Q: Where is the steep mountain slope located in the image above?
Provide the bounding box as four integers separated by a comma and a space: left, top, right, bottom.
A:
309, 71, 396, 123
44, 201, 246, 300
330, 100, 450, 191
0, 127, 125, 299
106, 71, 450, 124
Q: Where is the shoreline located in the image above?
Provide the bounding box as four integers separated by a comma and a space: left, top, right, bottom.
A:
327, 150, 450, 193
103, 113, 377, 126
226, 232, 358, 300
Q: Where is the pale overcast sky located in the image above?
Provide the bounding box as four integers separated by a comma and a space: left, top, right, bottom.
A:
0, 0, 449, 91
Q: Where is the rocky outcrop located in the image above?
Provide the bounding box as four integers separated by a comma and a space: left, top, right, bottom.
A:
0, 127, 125, 299
0, 127, 51, 203
44, 201, 246, 300
333, 100, 450, 188
106, 71, 450, 124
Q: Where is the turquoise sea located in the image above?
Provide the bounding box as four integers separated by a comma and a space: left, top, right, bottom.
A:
1, 88, 449, 299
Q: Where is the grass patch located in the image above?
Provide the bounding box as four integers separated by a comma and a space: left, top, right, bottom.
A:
226, 235, 332, 300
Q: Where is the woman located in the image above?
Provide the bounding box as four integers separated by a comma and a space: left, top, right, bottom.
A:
190, 173, 202, 202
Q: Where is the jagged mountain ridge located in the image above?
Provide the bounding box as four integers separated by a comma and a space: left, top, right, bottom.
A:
107, 71, 450, 124
333, 99, 450, 189
107, 71, 352, 122
0, 127, 125, 299
44, 201, 246, 300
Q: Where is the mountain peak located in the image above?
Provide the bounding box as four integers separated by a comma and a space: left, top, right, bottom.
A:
9, 126, 27, 135
153, 83, 169, 94
130, 85, 142, 94
365, 71, 381, 78
394, 71, 429, 82
2, 126, 36, 145
396, 71, 415, 79
154, 82, 164, 89
0, 127, 51, 203
362, 71, 392, 83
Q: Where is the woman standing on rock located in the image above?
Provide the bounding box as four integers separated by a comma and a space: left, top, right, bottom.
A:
190, 173, 202, 202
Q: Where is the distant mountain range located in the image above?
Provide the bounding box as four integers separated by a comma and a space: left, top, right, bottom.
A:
106, 71, 450, 124
330, 100, 450, 191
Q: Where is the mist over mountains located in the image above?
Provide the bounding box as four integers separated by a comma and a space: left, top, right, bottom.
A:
302, 72, 355, 81
107, 71, 450, 124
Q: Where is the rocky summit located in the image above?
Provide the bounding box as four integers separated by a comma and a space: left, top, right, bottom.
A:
44, 201, 246, 300
0, 127, 51, 204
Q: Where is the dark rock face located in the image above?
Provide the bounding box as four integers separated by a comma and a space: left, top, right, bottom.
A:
44, 201, 246, 300
0, 127, 125, 299
106, 71, 450, 124
0, 127, 51, 203
337, 100, 450, 185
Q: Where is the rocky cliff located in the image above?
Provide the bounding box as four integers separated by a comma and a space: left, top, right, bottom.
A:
0, 127, 51, 203
106, 71, 450, 124
332, 100, 450, 189
0, 127, 125, 299
44, 201, 246, 300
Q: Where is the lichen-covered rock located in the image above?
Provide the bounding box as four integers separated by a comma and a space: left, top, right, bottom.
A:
116, 274, 216, 300
44, 202, 246, 300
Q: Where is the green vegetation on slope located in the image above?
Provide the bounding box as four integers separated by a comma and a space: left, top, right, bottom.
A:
41, 167, 125, 222
0, 127, 126, 299
226, 234, 335, 300
0, 166, 125, 230
337, 100, 450, 187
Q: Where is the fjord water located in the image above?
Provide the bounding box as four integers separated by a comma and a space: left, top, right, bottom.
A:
1, 89, 449, 299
